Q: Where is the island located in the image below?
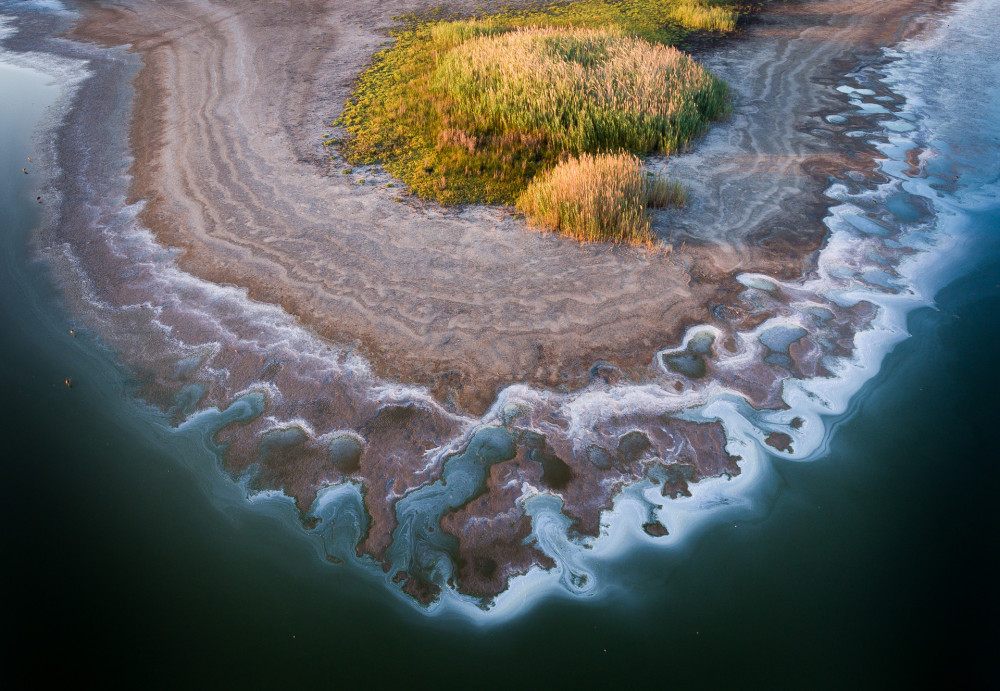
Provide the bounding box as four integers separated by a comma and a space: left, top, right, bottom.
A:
49, 0, 951, 607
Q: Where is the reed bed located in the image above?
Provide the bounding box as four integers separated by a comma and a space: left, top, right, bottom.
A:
435, 26, 729, 155
336, 0, 745, 243
516, 153, 686, 244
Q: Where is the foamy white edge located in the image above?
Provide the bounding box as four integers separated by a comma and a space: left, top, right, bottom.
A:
4, 0, 996, 624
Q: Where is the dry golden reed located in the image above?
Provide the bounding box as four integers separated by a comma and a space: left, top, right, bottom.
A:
435, 26, 728, 155
516, 153, 686, 244
667, 0, 739, 32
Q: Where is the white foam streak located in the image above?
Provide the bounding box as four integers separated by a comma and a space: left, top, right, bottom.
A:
9, 0, 999, 622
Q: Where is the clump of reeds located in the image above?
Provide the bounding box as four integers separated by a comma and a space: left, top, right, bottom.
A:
516, 152, 686, 244
336, 1, 745, 239
434, 26, 729, 156
668, 1, 739, 32
646, 175, 688, 208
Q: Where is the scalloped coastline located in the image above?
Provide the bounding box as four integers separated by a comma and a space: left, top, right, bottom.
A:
3, 0, 988, 614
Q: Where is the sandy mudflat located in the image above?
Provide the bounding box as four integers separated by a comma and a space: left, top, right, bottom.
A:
52, 0, 956, 601
65, 0, 952, 414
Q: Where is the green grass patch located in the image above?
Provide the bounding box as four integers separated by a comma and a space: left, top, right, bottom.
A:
336, 0, 745, 242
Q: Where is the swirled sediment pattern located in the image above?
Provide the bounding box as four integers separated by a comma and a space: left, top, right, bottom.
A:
5, 0, 986, 616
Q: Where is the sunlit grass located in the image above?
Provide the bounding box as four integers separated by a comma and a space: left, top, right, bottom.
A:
516, 153, 686, 244
436, 26, 728, 155
336, 0, 745, 242
668, 0, 741, 32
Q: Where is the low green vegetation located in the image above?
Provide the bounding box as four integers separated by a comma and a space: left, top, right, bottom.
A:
336, 0, 745, 244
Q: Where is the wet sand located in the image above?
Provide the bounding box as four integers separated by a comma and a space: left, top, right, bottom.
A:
66, 0, 950, 415
52, 0, 957, 602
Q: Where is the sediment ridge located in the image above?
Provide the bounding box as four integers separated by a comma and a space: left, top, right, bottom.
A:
50, 0, 955, 604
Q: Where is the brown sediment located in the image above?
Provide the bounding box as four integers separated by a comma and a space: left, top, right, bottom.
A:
400, 573, 443, 605
58, 0, 957, 604
439, 446, 556, 599
904, 147, 927, 177
765, 432, 794, 453
213, 391, 465, 561
65, 0, 952, 418
355, 402, 463, 558
642, 522, 669, 537
436, 417, 739, 598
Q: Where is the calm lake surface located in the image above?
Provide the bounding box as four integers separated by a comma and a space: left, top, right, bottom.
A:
3, 2, 998, 687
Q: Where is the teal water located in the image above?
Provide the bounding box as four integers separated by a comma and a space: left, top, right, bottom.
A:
3, 2, 998, 686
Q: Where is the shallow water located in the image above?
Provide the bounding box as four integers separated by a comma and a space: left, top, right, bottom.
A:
1, 0, 998, 679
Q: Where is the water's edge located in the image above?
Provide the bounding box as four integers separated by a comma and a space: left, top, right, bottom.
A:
2, 0, 997, 620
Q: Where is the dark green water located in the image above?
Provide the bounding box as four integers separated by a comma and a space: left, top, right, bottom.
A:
3, 21, 998, 691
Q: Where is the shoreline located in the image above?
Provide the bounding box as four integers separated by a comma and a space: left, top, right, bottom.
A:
5, 12, 999, 669
18, 0, 966, 606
